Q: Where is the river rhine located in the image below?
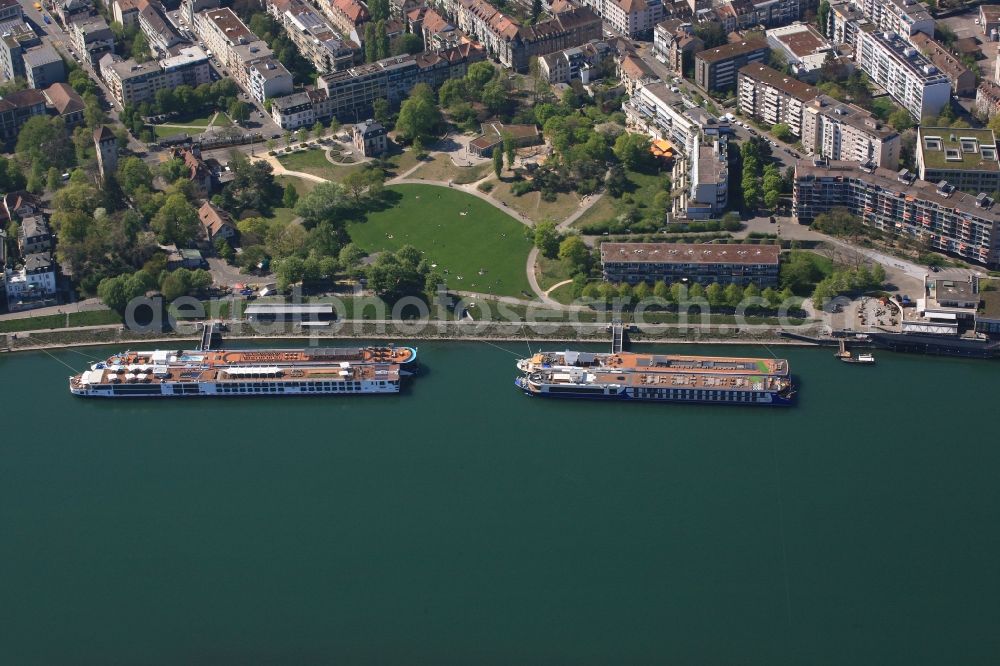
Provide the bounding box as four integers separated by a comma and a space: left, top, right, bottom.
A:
1, 341, 998, 665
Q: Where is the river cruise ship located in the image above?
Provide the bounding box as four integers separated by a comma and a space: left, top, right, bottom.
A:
515, 350, 795, 406
69, 346, 417, 398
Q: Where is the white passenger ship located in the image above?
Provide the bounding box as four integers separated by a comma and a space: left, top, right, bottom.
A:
69, 346, 417, 398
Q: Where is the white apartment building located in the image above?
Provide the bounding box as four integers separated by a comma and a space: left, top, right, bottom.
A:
5, 251, 57, 311
104, 46, 211, 106
625, 81, 728, 156
247, 58, 294, 103
800, 94, 901, 169
855, 28, 951, 120
855, 0, 933, 39
672, 140, 729, 219
737, 63, 819, 138
580, 0, 663, 38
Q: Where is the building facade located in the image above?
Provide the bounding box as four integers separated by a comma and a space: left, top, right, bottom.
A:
672, 140, 729, 220
652, 20, 701, 76
601, 242, 781, 286
625, 81, 729, 156
854, 27, 951, 120
23, 46, 66, 89
765, 22, 834, 83
694, 39, 767, 92
352, 118, 388, 156
0, 88, 47, 147
0, 22, 41, 82
267, 0, 359, 74
793, 158, 1000, 268
737, 63, 818, 138
5, 251, 57, 311
69, 16, 114, 65
800, 94, 900, 169
578, 0, 663, 39
104, 46, 211, 107
975, 81, 1000, 121
855, 0, 933, 38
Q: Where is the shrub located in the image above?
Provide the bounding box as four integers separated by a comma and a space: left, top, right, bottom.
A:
477, 180, 494, 193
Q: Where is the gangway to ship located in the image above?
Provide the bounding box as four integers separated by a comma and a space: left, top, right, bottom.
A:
198, 322, 221, 351
611, 320, 625, 354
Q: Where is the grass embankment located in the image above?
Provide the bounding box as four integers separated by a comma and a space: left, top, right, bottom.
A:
346, 184, 533, 298
0, 309, 121, 333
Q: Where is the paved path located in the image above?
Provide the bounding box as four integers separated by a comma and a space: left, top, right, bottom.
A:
544, 279, 573, 296
256, 154, 329, 183
525, 193, 606, 305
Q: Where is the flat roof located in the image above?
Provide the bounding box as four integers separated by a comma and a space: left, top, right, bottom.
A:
795, 158, 1000, 223
244, 303, 334, 313
804, 95, 898, 140
931, 278, 977, 302
918, 127, 999, 172
739, 63, 818, 101
601, 243, 780, 265
766, 23, 829, 58
695, 39, 767, 64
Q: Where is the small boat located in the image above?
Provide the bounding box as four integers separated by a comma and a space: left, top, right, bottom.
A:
840, 352, 875, 365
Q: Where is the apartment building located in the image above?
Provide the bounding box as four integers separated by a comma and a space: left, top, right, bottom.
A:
908, 32, 976, 97
267, 0, 359, 74
137, 1, 184, 57
0, 0, 22, 23
578, 0, 663, 39
600, 242, 780, 286
68, 16, 114, 65
0, 22, 41, 81
112, 0, 140, 26
800, 95, 900, 169
454, 0, 601, 72
55, 0, 95, 26
104, 45, 211, 106
43, 81, 85, 127
976, 80, 1000, 121
915, 127, 1000, 195
247, 58, 294, 103
320, 0, 368, 39
17, 215, 52, 255
854, 27, 951, 120
193, 8, 256, 70
652, 19, 701, 76
22, 46, 66, 89
793, 158, 1000, 268
672, 140, 729, 220
825, 0, 866, 46
274, 43, 485, 128
6, 251, 58, 311
625, 81, 729, 155
737, 63, 818, 138
694, 39, 767, 92
765, 22, 834, 83
537, 39, 614, 84
0, 88, 47, 146
855, 0, 933, 38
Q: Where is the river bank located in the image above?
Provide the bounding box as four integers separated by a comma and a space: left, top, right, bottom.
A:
2, 320, 825, 354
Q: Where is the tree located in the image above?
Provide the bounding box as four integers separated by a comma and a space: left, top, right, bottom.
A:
228, 100, 250, 125
295, 181, 347, 225
365, 244, 428, 300
504, 133, 515, 170
395, 83, 441, 143
439, 78, 467, 109
312, 121, 324, 140
724, 283, 743, 308
694, 21, 727, 48
613, 133, 652, 171
762, 286, 779, 308
764, 188, 782, 210
817, 0, 831, 36
481, 80, 508, 114
282, 183, 298, 208
533, 221, 562, 259
391, 33, 423, 56
15, 116, 73, 173
888, 108, 915, 131
653, 280, 669, 301
375, 20, 389, 60
706, 282, 724, 307
557, 235, 590, 272
131, 31, 151, 62
158, 157, 187, 183
771, 123, 794, 142
493, 148, 504, 178
116, 157, 153, 196
151, 193, 199, 245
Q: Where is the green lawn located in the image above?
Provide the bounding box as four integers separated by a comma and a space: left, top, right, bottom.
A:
489, 179, 582, 224
573, 168, 668, 231
535, 255, 573, 291
153, 124, 205, 138
275, 175, 319, 196
346, 184, 533, 298
278, 145, 421, 183
0, 309, 120, 333
268, 206, 298, 226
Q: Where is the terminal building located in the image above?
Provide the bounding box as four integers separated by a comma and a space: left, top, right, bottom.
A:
600, 242, 780, 286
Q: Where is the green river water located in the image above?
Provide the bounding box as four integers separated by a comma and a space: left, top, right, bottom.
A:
1, 341, 998, 665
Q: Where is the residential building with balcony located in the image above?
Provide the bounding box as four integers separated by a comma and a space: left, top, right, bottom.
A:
625, 81, 730, 155
267, 0, 359, 74
855, 0, 933, 39
247, 58, 294, 103
694, 39, 767, 92
17, 215, 52, 255
68, 16, 114, 65
0, 88, 47, 146
737, 63, 818, 138
793, 158, 1000, 268
0, 22, 41, 81
824, 0, 866, 47
976, 80, 1000, 121
800, 94, 900, 169
104, 46, 211, 106
854, 27, 951, 120
5, 251, 58, 311
137, 1, 185, 57
578, 0, 663, 39
672, 139, 729, 220
652, 20, 701, 76
601, 242, 781, 286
